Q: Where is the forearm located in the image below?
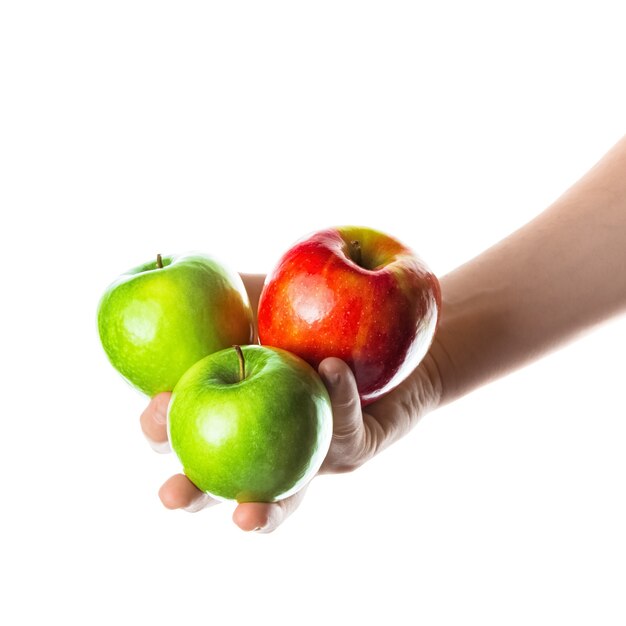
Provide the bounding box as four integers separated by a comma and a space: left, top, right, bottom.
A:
432, 136, 626, 405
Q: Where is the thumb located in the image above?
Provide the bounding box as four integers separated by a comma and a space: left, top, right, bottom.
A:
318, 357, 363, 440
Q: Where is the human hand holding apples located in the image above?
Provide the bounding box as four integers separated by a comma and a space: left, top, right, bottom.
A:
99, 227, 441, 531
136, 229, 443, 532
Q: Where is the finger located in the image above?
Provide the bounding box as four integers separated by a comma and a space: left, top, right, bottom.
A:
232, 486, 308, 533
318, 357, 363, 440
158, 473, 220, 512
140, 392, 172, 452
239, 273, 266, 313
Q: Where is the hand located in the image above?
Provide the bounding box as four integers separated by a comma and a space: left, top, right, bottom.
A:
139, 273, 444, 532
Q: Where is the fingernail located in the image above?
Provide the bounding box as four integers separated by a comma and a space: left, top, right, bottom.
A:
148, 438, 171, 454
323, 371, 341, 386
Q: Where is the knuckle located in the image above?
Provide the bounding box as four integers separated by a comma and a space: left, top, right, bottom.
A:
332, 392, 359, 415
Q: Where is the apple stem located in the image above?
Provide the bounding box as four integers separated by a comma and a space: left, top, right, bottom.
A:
156, 253, 163, 269
350, 240, 362, 267
233, 345, 245, 382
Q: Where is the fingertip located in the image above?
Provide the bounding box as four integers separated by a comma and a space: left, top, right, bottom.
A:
232, 503, 271, 532
158, 481, 180, 510
319, 358, 359, 407
234, 488, 308, 533
158, 473, 208, 511
318, 357, 351, 386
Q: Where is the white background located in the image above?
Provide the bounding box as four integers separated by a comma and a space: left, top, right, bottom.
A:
1, 1, 625, 624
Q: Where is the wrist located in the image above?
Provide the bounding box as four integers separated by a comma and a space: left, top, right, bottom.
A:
422, 278, 471, 407
422, 333, 457, 408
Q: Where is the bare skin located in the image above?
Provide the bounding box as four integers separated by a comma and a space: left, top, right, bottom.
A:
141, 136, 626, 532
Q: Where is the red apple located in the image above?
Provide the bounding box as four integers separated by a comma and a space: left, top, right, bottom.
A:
257, 226, 441, 405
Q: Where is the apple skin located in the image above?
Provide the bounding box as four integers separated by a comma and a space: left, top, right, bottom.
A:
257, 226, 441, 405
167, 345, 333, 503
97, 253, 254, 397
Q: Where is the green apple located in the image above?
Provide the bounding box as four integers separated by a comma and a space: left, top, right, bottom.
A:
97, 253, 254, 396
168, 345, 333, 502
